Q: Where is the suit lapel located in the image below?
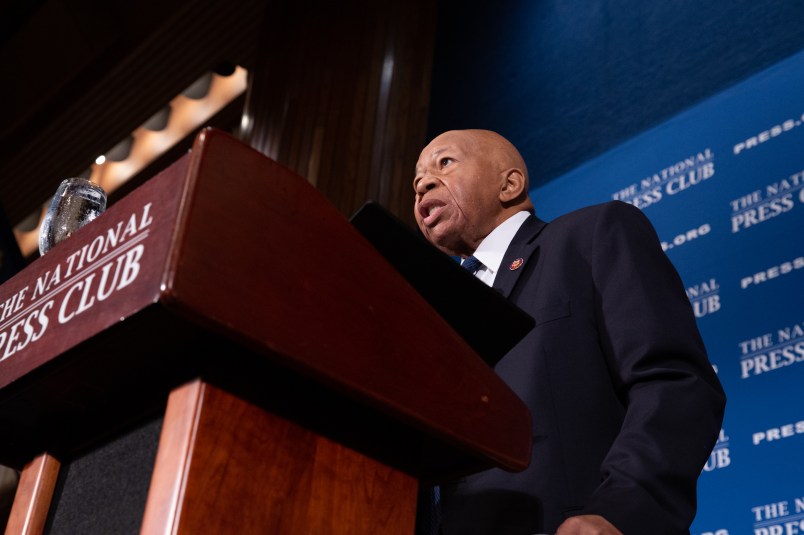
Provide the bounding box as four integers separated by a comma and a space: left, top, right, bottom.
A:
493, 215, 547, 298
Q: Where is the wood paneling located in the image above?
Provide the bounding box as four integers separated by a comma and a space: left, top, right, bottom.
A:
0, 0, 434, 236
243, 0, 435, 227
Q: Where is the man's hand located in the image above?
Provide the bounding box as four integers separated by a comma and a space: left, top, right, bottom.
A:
555, 514, 623, 535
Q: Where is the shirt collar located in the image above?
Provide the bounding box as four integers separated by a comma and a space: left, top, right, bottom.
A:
470, 211, 530, 283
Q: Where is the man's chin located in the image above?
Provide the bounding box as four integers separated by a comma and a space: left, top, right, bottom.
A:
417, 220, 464, 255
423, 231, 462, 257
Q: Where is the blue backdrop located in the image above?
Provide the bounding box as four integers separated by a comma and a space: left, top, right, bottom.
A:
532, 49, 804, 535
428, 1, 804, 191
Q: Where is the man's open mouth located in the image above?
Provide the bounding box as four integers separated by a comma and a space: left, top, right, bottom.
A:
419, 199, 446, 226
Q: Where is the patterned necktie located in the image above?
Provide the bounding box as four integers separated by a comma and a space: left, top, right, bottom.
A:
461, 255, 483, 274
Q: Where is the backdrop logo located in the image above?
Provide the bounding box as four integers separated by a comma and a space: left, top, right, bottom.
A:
685, 277, 721, 318
611, 149, 714, 209
733, 113, 804, 155
730, 169, 804, 233
703, 428, 730, 472
662, 223, 711, 252
752, 419, 804, 447
740, 256, 804, 290
738, 320, 804, 378
751, 496, 804, 534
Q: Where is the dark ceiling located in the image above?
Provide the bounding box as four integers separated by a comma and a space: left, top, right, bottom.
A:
0, 0, 266, 227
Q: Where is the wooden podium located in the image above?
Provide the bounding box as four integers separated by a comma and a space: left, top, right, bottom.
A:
0, 129, 531, 534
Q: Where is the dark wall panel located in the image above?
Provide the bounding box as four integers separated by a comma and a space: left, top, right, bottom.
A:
427, 0, 804, 187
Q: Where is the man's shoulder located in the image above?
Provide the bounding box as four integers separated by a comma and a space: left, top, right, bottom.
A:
539, 200, 639, 232
549, 200, 642, 224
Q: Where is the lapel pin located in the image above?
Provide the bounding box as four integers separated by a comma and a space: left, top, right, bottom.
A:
509, 258, 524, 271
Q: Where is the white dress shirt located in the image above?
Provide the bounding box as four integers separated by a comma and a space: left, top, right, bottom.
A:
460, 211, 531, 287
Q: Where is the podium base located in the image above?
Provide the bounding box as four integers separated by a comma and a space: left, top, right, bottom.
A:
141, 380, 418, 534
6, 381, 419, 535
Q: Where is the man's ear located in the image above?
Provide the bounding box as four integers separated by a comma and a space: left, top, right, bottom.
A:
499, 168, 526, 203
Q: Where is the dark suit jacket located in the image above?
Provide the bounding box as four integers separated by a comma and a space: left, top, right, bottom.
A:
440, 201, 726, 535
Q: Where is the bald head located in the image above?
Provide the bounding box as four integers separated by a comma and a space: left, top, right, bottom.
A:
413, 129, 534, 257
450, 129, 530, 183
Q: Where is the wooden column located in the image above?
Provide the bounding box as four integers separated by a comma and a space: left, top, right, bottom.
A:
4, 454, 60, 535
141, 380, 418, 534
242, 0, 436, 226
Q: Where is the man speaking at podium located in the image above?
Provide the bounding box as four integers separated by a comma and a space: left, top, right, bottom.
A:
413, 130, 726, 535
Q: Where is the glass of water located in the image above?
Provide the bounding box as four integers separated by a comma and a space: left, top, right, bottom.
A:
39, 178, 107, 255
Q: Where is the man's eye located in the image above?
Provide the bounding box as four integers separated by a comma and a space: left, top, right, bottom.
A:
440, 157, 453, 167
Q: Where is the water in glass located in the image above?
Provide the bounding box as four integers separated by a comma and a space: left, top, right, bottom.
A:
39, 178, 107, 255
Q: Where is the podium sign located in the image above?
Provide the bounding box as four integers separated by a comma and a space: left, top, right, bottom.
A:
0, 162, 184, 392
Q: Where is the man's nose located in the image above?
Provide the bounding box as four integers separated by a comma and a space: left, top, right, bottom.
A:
415, 174, 438, 194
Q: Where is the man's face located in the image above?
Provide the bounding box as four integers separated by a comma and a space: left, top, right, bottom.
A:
413, 131, 503, 257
